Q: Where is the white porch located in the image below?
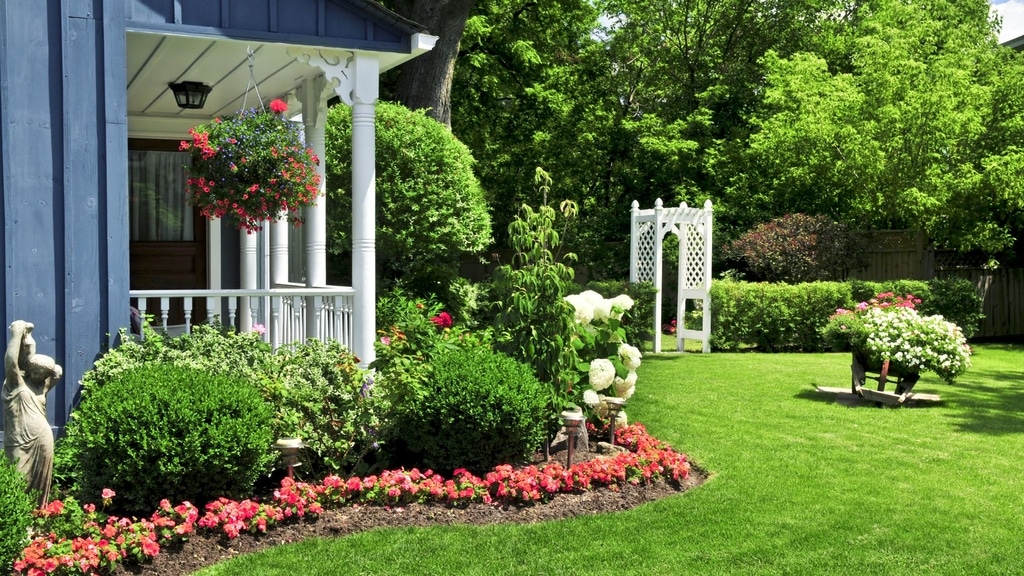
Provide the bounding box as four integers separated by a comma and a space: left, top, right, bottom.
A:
125, 30, 436, 365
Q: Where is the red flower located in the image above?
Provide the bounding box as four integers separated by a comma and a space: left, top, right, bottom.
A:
269, 98, 288, 114
430, 311, 453, 329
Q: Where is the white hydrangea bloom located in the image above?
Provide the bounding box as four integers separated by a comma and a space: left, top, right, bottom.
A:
592, 298, 612, 323
609, 294, 635, 320
613, 377, 635, 399
582, 389, 601, 407
564, 294, 594, 325
580, 290, 605, 306
618, 343, 642, 371
589, 358, 615, 391
624, 370, 638, 387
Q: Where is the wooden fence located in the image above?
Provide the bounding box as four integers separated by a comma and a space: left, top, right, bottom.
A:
851, 230, 1022, 338
936, 267, 1024, 339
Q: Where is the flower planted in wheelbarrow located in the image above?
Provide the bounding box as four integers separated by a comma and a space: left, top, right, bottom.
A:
822, 292, 972, 384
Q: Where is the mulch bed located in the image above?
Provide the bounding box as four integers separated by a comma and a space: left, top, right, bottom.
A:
110, 439, 708, 576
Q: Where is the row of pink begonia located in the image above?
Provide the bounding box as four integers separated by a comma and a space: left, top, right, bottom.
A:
14, 424, 689, 576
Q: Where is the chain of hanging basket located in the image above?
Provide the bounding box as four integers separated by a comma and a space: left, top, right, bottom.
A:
180, 48, 321, 234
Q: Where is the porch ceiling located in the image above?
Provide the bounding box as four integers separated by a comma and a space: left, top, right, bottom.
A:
126, 31, 429, 139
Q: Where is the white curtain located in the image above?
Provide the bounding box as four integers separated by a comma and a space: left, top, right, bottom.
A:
129, 150, 193, 242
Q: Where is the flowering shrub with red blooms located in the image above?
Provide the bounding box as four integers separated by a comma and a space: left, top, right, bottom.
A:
16, 425, 689, 574
430, 311, 453, 328
662, 319, 677, 335
181, 98, 321, 233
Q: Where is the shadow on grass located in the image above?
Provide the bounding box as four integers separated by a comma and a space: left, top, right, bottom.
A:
947, 379, 1024, 435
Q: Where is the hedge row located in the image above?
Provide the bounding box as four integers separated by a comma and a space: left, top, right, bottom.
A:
708, 278, 983, 352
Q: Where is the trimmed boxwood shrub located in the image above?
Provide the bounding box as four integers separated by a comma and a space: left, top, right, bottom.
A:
0, 460, 33, 573
710, 277, 984, 351
710, 280, 851, 351
397, 347, 549, 475
64, 362, 275, 515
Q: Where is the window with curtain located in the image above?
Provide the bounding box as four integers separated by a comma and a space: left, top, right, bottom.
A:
129, 150, 193, 242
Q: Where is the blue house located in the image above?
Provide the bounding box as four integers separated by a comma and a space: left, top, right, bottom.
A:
1, 0, 435, 436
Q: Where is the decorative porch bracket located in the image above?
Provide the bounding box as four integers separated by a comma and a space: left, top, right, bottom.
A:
290, 48, 379, 367
629, 199, 713, 353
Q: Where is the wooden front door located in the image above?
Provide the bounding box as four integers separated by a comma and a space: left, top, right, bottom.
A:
128, 139, 207, 325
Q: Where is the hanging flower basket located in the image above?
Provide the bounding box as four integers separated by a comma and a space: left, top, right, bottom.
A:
180, 98, 321, 233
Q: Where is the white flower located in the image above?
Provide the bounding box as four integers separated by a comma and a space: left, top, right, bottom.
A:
592, 299, 612, 323
624, 370, 638, 387
579, 290, 605, 307
618, 343, 642, 370
609, 294, 635, 320
582, 389, 601, 407
589, 358, 616, 391
613, 377, 635, 400
564, 294, 594, 325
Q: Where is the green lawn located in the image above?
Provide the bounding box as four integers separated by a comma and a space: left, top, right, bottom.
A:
196, 344, 1024, 575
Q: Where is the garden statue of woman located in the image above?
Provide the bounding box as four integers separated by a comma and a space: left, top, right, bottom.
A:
3, 320, 62, 505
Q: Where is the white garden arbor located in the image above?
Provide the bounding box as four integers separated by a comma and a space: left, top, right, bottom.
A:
629, 199, 713, 353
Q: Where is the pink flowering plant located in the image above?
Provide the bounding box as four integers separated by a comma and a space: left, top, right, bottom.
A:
822, 292, 972, 383
181, 98, 321, 233
16, 425, 689, 575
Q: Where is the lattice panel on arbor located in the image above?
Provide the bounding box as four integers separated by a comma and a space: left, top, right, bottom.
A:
634, 222, 657, 282
681, 223, 706, 290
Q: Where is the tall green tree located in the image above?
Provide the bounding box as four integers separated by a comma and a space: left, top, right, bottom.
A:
728, 0, 1024, 253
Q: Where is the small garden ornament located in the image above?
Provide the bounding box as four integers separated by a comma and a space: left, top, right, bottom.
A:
3, 320, 62, 505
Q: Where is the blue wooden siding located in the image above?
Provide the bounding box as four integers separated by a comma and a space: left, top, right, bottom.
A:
127, 0, 418, 53
0, 0, 129, 435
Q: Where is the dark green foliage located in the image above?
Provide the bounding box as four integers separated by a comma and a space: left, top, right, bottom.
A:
273, 339, 381, 475
398, 347, 549, 475
65, 362, 275, 515
723, 214, 868, 282
709, 280, 852, 352
325, 101, 491, 310
582, 280, 658, 345
0, 460, 33, 572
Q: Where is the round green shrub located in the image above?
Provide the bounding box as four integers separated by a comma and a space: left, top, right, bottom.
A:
325, 101, 492, 311
398, 347, 549, 475
0, 460, 34, 572
64, 362, 275, 515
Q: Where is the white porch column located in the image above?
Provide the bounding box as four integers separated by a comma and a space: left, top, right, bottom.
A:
270, 219, 289, 287
239, 229, 257, 331
297, 76, 329, 338
350, 55, 379, 366
290, 49, 381, 366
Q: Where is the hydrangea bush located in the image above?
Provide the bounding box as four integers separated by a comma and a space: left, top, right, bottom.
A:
564, 290, 643, 425
822, 292, 972, 383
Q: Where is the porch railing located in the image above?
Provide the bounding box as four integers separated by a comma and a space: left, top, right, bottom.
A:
129, 286, 356, 351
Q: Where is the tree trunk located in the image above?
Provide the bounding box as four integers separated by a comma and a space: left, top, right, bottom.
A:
390, 0, 476, 127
